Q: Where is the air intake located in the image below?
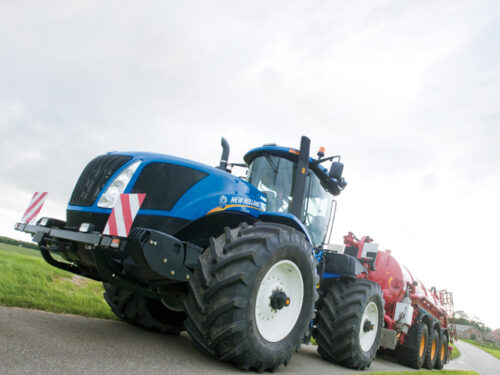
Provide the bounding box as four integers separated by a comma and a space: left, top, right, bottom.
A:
69, 155, 132, 206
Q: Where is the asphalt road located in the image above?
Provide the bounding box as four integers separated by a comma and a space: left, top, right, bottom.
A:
447, 339, 500, 375
0, 307, 411, 375
2, 306, 496, 375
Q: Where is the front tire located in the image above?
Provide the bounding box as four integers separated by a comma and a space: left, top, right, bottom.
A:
103, 283, 185, 334
314, 278, 384, 370
183, 222, 318, 372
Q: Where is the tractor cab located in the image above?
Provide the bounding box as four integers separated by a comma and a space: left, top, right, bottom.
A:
243, 136, 346, 247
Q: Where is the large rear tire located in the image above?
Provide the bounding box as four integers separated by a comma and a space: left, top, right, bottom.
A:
103, 283, 185, 334
313, 278, 384, 370
397, 322, 428, 369
423, 327, 439, 369
434, 331, 449, 369
184, 222, 318, 372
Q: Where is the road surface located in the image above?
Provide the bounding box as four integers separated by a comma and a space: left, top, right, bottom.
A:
2, 306, 498, 374
0, 306, 409, 375
447, 339, 500, 375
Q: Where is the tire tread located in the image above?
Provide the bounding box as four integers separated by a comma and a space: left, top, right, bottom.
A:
184, 222, 318, 371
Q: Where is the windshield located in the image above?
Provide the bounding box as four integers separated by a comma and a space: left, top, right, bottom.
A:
247, 155, 334, 246
247, 155, 295, 213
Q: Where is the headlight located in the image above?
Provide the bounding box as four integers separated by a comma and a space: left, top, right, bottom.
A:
97, 160, 141, 208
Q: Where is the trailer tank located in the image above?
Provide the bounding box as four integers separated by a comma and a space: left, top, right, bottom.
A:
341, 233, 453, 369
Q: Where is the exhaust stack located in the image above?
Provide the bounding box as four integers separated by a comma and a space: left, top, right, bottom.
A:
218, 137, 230, 171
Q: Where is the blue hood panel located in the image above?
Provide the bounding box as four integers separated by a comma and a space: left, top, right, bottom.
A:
68, 151, 267, 222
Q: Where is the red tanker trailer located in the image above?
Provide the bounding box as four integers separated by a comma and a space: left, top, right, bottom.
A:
342, 232, 455, 369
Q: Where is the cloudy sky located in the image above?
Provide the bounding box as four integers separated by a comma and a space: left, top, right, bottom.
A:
1, 1, 499, 328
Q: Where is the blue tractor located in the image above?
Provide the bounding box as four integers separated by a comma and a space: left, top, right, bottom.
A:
16, 136, 384, 371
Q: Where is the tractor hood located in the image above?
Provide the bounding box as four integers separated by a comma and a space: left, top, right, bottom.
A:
66, 151, 266, 234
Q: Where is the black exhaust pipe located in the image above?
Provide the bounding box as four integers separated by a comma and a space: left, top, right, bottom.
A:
291, 136, 310, 219
218, 137, 230, 171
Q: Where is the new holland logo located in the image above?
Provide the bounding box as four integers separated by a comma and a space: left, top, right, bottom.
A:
219, 195, 228, 208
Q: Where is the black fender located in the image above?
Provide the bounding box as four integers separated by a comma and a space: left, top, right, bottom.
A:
320, 252, 368, 280
175, 210, 313, 249
258, 212, 313, 243
174, 211, 258, 248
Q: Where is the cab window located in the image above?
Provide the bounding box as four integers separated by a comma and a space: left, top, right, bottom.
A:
248, 155, 334, 247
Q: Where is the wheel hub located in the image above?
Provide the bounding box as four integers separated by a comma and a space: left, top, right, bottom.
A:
363, 319, 374, 332
270, 289, 290, 310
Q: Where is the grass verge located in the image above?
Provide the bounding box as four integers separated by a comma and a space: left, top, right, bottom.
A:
0, 242, 44, 257
450, 342, 460, 360
462, 339, 500, 360
0, 243, 116, 320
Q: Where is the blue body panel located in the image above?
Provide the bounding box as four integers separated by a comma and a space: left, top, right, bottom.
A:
68, 151, 266, 221
323, 272, 342, 279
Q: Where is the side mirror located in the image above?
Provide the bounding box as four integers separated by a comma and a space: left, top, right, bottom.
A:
329, 161, 344, 180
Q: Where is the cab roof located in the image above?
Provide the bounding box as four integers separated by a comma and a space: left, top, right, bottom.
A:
243, 145, 340, 195
244, 146, 328, 174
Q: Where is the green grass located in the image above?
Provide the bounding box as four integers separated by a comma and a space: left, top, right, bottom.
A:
450, 342, 460, 360
0, 235, 39, 250
0, 242, 43, 257
0, 244, 116, 320
462, 339, 500, 360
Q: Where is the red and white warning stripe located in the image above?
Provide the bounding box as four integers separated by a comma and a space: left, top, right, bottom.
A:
103, 193, 146, 238
21, 192, 48, 224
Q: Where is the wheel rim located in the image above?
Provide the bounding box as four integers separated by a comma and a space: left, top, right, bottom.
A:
419, 335, 426, 358
359, 301, 379, 352
431, 338, 437, 359
255, 260, 304, 342
440, 341, 446, 361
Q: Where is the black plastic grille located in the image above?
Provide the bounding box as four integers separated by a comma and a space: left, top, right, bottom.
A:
69, 155, 132, 206
131, 163, 208, 211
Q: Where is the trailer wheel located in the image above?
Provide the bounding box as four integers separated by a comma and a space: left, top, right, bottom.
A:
313, 279, 384, 370
397, 322, 428, 369
434, 332, 449, 369
423, 327, 439, 369
103, 283, 185, 334
183, 222, 318, 372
